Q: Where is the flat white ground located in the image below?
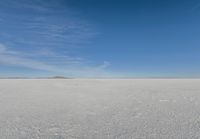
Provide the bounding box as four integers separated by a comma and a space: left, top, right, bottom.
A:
0, 79, 200, 139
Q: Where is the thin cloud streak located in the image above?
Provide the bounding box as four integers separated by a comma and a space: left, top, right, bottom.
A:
192, 3, 200, 11
0, 0, 111, 77
0, 44, 110, 77
0, 0, 96, 49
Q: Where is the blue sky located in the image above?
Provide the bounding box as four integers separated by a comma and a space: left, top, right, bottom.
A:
0, 0, 200, 77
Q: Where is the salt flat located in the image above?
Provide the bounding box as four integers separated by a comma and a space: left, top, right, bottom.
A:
0, 79, 200, 139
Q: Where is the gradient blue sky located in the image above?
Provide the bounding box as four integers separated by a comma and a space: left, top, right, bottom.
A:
0, 0, 200, 77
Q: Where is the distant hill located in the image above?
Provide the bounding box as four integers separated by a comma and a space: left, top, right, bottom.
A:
48, 76, 72, 79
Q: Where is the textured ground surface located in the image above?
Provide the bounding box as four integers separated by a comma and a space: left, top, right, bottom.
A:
0, 79, 200, 139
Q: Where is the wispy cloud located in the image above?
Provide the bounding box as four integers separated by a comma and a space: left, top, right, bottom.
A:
0, 0, 96, 48
0, 44, 110, 77
0, 0, 110, 77
191, 2, 200, 11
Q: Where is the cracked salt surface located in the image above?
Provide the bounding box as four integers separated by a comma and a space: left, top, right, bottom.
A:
0, 79, 200, 139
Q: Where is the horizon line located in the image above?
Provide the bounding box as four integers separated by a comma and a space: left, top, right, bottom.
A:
0, 76, 200, 79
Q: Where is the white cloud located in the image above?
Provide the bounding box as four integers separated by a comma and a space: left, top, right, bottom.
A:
98, 61, 110, 69
0, 44, 6, 53
0, 0, 96, 49
0, 0, 110, 77
0, 44, 110, 77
